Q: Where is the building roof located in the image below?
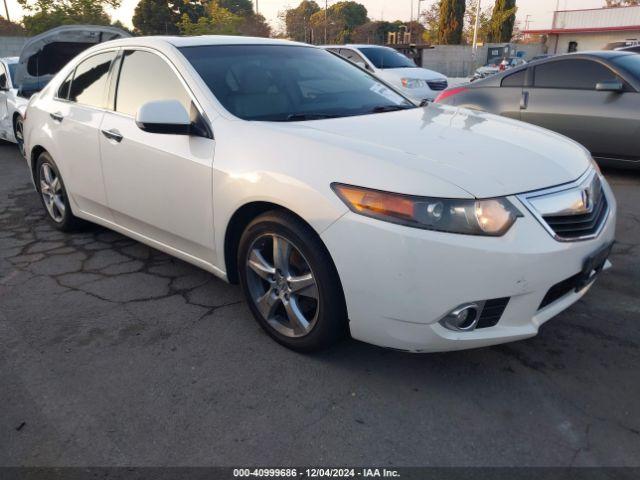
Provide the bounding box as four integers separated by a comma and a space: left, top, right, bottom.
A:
523, 5, 640, 35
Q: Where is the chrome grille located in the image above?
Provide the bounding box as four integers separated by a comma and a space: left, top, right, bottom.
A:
427, 79, 448, 91
518, 169, 610, 242
543, 194, 608, 240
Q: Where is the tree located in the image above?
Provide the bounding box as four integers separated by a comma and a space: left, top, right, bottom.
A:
421, 2, 440, 44
133, 1, 210, 35
353, 20, 395, 44
133, 0, 178, 35
282, 0, 320, 42
463, 0, 491, 45
178, 0, 242, 35
438, 0, 465, 44
18, 0, 121, 35
218, 0, 254, 16
0, 15, 26, 35
308, 1, 367, 44
487, 0, 517, 43
239, 13, 271, 37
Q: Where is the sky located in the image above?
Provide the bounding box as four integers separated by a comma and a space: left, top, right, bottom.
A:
3, 0, 606, 32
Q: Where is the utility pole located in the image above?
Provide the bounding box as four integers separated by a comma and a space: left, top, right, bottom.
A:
3, 0, 10, 22
324, 0, 328, 44
472, 0, 481, 51
255, 0, 259, 15
409, 0, 413, 43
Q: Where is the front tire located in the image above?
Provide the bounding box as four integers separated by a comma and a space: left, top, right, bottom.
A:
35, 152, 85, 231
238, 211, 348, 352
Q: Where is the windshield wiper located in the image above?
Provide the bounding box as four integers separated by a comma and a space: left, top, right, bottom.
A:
370, 105, 414, 113
285, 113, 338, 121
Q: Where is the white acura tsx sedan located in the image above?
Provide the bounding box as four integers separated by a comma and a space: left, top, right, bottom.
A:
22, 36, 616, 352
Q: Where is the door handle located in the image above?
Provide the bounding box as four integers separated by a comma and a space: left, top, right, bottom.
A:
101, 129, 123, 143
50, 112, 64, 122
520, 91, 529, 110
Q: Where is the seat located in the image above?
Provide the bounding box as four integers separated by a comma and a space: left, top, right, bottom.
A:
229, 65, 291, 119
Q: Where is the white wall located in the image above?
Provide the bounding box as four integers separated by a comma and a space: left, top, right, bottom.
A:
553, 6, 640, 30
548, 30, 640, 54
421, 44, 544, 77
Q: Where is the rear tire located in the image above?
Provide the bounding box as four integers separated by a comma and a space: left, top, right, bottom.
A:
14, 115, 25, 158
35, 152, 85, 232
238, 210, 348, 352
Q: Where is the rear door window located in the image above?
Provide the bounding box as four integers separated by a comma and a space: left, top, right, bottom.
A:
533, 59, 619, 90
339, 49, 368, 67
68, 51, 116, 108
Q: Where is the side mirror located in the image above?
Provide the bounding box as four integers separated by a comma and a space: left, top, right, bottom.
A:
135, 99, 191, 135
0, 74, 8, 91
596, 80, 624, 92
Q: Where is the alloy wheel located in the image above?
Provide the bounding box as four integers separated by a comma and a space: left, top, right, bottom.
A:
245, 234, 320, 338
39, 163, 66, 223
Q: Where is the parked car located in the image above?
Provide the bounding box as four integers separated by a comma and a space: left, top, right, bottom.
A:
0, 25, 129, 157
322, 44, 448, 102
0, 57, 20, 147
472, 57, 527, 81
23, 36, 616, 353
436, 51, 640, 169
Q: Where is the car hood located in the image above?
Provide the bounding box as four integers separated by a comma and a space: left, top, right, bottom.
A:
378, 67, 446, 81
267, 104, 590, 199
14, 25, 130, 92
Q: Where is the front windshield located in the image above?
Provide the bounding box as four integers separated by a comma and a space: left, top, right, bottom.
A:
358, 47, 417, 69
179, 45, 414, 122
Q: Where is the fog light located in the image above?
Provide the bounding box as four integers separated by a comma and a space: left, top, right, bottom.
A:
440, 303, 480, 332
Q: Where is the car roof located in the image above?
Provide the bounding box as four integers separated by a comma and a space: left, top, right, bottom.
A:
0, 57, 19, 64
98, 35, 309, 50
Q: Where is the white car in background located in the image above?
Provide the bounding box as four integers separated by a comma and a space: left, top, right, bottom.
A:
23, 36, 616, 353
0, 25, 130, 156
0, 56, 27, 155
324, 44, 448, 102
472, 57, 527, 81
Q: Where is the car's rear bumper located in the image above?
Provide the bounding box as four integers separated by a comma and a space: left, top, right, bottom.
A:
321, 184, 617, 352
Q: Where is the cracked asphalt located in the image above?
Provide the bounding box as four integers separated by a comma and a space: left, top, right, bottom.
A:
1, 142, 639, 467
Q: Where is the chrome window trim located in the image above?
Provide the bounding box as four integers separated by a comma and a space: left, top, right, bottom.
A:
517, 168, 611, 242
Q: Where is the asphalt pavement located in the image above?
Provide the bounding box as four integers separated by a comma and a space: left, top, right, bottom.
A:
1, 142, 639, 467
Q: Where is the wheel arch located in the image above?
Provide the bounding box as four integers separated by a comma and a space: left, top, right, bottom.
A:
29, 145, 47, 190
223, 201, 342, 290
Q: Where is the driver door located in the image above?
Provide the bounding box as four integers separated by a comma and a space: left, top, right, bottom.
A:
99, 49, 216, 264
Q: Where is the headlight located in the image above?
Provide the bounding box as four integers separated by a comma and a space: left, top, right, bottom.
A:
401, 78, 427, 89
332, 184, 522, 236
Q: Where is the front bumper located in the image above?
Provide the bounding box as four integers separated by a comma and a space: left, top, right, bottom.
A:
321, 180, 617, 352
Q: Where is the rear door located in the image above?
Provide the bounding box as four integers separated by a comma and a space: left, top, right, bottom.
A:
46, 50, 117, 219
521, 58, 636, 159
